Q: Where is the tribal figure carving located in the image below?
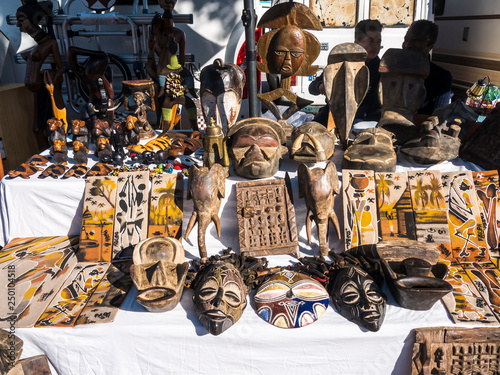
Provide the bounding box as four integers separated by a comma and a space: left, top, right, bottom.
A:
297, 162, 341, 257
185, 164, 226, 262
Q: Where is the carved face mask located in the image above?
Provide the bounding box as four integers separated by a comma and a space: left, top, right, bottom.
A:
268, 25, 306, 77
254, 270, 329, 329
193, 262, 248, 336
130, 237, 188, 313
227, 118, 286, 179
330, 265, 386, 332
200, 59, 245, 134
290, 121, 336, 162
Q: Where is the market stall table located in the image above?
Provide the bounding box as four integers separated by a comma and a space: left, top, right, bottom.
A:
0, 140, 489, 375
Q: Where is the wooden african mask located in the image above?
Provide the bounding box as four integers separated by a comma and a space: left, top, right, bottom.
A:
257, 2, 321, 81
329, 265, 387, 332
185, 164, 226, 262
297, 162, 341, 257
227, 118, 287, 179
256, 1, 321, 122
192, 261, 248, 336
376, 48, 430, 145
342, 127, 397, 172
289, 121, 336, 162
254, 270, 329, 329
200, 59, 245, 135
400, 116, 461, 164
323, 43, 369, 150
130, 236, 187, 312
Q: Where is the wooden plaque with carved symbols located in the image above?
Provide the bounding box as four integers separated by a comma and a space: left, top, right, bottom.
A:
235, 178, 299, 257
412, 326, 500, 375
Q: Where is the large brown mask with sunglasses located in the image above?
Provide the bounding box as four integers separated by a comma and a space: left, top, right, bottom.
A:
193, 262, 248, 336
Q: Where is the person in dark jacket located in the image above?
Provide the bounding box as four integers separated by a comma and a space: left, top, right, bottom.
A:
402, 19, 453, 115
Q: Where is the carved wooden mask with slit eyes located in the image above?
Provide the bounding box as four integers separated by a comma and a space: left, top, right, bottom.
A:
254, 271, 329, 329
193, 262, 248, 336
227, 118, 287, 179
330, 265, 386, 332
200, 59, 245, 134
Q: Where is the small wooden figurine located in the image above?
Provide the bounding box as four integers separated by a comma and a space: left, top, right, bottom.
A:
50, 139, 68, 164
71, 119, 89, 152
95, 136, 113, 163
185, 164, 226, 262
39, 162, 67, 179
46, 118, 66, 147
297, 162, 341, 257
124, 115, 141, 146
122, 80, 156, 139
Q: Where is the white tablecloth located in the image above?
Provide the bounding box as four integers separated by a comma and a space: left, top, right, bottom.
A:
0, 142, 487, 375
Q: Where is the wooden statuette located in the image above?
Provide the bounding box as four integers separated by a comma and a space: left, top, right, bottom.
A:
297, 162, 341, 257
185, 164, 226, 262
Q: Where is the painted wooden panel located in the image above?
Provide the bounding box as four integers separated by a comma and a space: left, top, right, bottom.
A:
112, 171, 150, 259
375, 172, 416, 241
441, 171, 487, 261
342, 170, 378, 251
463, 262, 500, 321
408, 170, 452, 259
472, 170, 500, 262
370, 0, 414, 26
440, 259, 498, 324
75, 261, 133, 325
34, 262, 109, 327
78, 176, 118, 262
148, 173, 183, 239
310, 0, 357, 27
0, 236, 78, 328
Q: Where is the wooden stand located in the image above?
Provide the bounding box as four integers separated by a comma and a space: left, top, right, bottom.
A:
0, 84, 40, 172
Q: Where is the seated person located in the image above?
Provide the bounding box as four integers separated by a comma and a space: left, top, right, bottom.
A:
403, 20, 453, 115
309, 19, 383, 126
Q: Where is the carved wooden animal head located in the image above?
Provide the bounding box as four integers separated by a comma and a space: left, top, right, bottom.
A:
71, 119, 85, 134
